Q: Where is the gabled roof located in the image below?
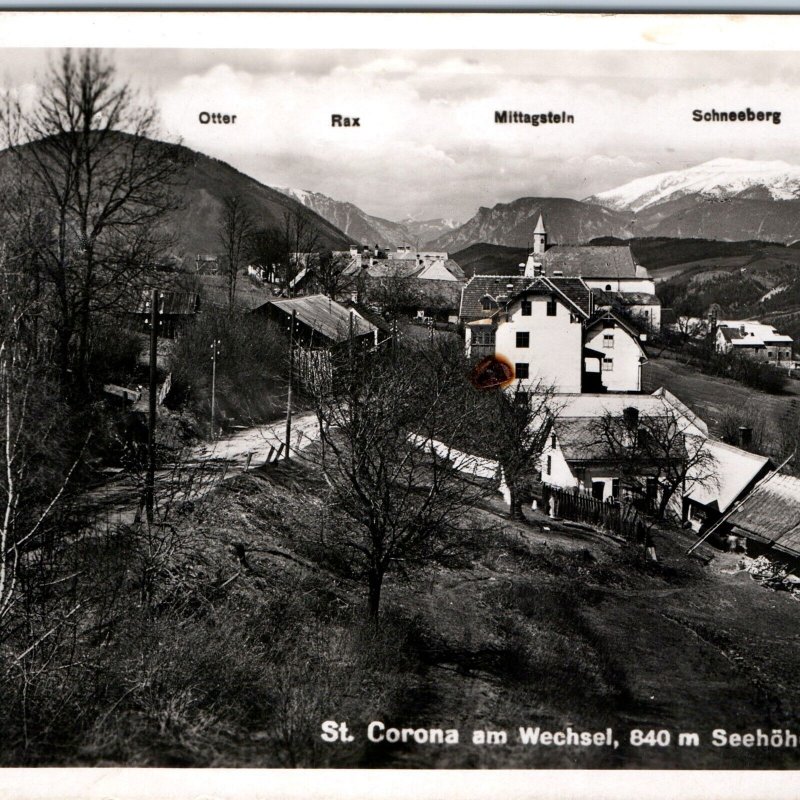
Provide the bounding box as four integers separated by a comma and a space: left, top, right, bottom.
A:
459, 275, 592, 322
556, 390, 708, 438
585, 310, 648, 358
255, 294, 376, 343
684, 438, 771, 514
543, 245, 638, 279
728, 472, 800, 556
718, 326, 744, 342
459, 276, 534, 321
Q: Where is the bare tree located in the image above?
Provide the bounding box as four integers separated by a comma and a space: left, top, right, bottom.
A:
0, 243, 83, 629
279, 208, 321, 297
0, 48, 186, 392
368, 264, 418, 321
473, 378, 558, 521
312, 339, 487, 623
597, 405, 718, 521
217, 194, 254, 309
313, 249, 352, 300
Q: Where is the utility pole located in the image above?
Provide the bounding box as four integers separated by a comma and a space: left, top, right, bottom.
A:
145, 288, 160, 524
210, 339, 221, 439
285, 309, 297, 459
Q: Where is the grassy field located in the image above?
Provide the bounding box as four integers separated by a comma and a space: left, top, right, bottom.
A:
11, 448, 800, 769
642, 354, 800, 453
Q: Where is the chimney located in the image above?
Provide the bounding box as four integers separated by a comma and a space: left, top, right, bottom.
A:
739, 426, 753, 448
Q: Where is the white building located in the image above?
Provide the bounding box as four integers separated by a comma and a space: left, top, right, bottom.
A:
539, 390, 709, 502
460, 276, 646, 393
715, 320, 794, 365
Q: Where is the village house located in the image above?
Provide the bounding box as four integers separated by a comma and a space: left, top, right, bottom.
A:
539, 390, 709, 503
683, 438, 773, 534
460, 274, 647, 393
715, 320, 794, 366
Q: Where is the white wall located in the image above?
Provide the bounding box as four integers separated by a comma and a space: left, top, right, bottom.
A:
585, 324, 643, 392
495, 294, 583, 393
584, 277, 656, 294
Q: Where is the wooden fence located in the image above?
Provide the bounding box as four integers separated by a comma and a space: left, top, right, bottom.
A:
541, 484, 647, 542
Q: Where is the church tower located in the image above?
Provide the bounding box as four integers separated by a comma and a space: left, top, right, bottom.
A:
523, 213, 547, 277
533, 213, 547, 255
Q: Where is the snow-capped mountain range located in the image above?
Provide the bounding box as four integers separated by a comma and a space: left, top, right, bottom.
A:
587, 158, 800, 213
276, 157, 800, 252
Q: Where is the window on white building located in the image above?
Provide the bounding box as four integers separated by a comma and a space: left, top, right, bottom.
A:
603, 358, 614, 371
546, 298, 557, 317
521, 300, 532, 316
603, 333, 614, 349
515, 363, 529, 379
516, 331, 530, 348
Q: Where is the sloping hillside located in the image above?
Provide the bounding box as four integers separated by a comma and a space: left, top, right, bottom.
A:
450, 243, 530, 277
429, 198, 635, 251
0, 134, 355, 262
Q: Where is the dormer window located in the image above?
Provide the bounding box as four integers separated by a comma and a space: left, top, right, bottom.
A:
480, 295, 494, 311
605, 284, 612, 291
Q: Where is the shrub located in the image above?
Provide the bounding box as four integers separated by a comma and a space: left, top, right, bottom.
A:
169, 308, 289, 432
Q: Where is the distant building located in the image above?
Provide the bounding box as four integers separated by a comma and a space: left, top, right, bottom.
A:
715, 320, 794, 366
129, 289, 200, 338
195, 254, 220, 275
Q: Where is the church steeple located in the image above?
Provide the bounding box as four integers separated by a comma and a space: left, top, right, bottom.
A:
523, 213, 547, 277
533, 213, 547, 255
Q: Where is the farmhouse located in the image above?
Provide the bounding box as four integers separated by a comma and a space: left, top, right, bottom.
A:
252, 293, 377, 348
715, 320, 794, 366
252, 294, 380, 392
540, 391, 708, 503
682, 439, 772, 533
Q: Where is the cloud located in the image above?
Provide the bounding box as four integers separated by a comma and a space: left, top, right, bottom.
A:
145, 53, 800, 220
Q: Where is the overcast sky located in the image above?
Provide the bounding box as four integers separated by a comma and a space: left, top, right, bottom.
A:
4, 47, 800, 222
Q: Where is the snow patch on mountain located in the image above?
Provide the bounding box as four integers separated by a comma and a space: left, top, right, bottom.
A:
588, 158, 800, 212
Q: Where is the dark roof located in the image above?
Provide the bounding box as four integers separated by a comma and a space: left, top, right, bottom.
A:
255, 294, 376, 343
728, 472, 800, 556
543, 246, 638, 279
719, 326, 744, 342
459, 275, 592, 322
554, 418, 608, 462
134, 290, 199, 316
444, 259, 466, 280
